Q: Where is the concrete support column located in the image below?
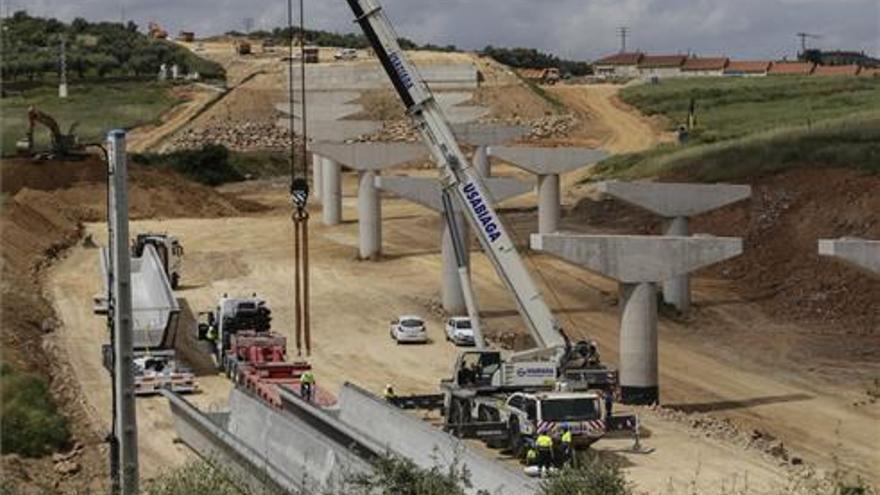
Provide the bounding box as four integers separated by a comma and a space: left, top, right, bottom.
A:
537, 174, 561, 234
619, 282, 659, 405
321, 158, 341, 226
473, 145, 490, 177
358, 170, 381, 260
312, 154, 323, 202
441, 211, 470, 315
662, 216, 690, 311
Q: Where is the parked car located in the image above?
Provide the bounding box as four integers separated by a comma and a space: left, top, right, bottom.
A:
334, 48, 358, 60
444, 317, 475, 346
389, 315, 427, 344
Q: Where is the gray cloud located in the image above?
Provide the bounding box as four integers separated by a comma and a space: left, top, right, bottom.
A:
14, 0, 879, 60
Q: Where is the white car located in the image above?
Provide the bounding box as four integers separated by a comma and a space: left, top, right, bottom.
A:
390, 315, 428, 344
444, 317, 475, 346
334, 48, 358, 60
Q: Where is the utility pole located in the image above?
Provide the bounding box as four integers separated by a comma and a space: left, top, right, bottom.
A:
58, 37, 67, 98
243, 17, 254, 34
107, 130, 139, 495
617, 26, 630, 53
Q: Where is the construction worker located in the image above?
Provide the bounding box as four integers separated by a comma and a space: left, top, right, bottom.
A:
535, 432, 554, 472
300, 370, 315, 402
525, 444, 538, 466
383, 384, 396, 400
560, 425, 573, 466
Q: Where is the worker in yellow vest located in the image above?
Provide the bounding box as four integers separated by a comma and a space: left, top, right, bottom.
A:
300, 370, 315, 402
383, 384, 396, 400
560, 425, 573, 465
535, 432, 554, 472
525, 444, 538, 466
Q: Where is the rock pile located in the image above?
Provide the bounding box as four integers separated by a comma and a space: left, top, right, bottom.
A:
361, 113, 578, 144
169, 121, 297, 152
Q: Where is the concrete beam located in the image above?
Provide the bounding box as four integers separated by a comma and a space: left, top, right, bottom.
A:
452, 123, 530, 147
444, 105, 490, 124
377, 176, 531, 314
531, 233, 743, 405
531, 234, 743, 283
321, 158, 341, 225
489, 146, 608, 175
597, 181, 752, 218
275, 102, 363, 121
819, 238, 880, 276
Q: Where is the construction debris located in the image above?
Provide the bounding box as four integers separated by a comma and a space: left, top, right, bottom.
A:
168, 121, 297, 151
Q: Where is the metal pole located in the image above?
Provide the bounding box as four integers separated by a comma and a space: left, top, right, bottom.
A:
108, 130, 139, 494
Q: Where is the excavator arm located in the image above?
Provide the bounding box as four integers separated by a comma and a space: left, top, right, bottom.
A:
345, 0, 568, 355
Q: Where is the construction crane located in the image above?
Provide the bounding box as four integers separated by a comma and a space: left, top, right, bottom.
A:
345, 0, 626, 457
796, 32, 821, 54
17, 106, 82, 159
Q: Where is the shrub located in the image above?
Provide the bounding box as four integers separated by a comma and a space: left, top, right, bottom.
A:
0, 364, 70, 457
133, 144, 246, 186
143, 460, 248, 495
538, 457, 632, 495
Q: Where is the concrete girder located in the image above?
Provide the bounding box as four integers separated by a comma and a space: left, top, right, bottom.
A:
819, 238, 880, 277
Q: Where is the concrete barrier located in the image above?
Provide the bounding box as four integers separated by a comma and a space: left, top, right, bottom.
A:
336, 383, 538, 494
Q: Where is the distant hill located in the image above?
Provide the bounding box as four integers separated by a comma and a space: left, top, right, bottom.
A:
0, 12, 225, 84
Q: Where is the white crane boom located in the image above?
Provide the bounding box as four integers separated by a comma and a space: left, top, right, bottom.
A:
345, 0, 567, 353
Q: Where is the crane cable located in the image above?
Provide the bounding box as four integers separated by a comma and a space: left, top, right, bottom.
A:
288, 0, 310, 356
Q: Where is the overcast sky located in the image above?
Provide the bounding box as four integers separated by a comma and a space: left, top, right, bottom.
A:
12, 0, 880, 60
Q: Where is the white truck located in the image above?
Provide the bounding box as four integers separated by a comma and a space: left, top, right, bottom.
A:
345, 0, 632, 456
197, 294, 273, 369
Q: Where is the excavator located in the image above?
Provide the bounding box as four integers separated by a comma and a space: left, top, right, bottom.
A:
16, 106, 83, 160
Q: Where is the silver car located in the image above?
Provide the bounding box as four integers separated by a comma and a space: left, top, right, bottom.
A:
389, 315, 428, 344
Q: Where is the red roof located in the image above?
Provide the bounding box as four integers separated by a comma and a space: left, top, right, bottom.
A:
594, 52, 644, 66
724, 60, 772, 74
859, 68, 880, 77
682, 57, 729, 71
639, 55, 686, 68
813, 64, 861, 76
768, 62, 815, 75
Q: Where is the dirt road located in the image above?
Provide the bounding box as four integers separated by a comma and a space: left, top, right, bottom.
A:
549, 84, 673, 154
126, 85, 223, 153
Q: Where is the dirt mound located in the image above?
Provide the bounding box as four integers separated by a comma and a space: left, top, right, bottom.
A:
571, 167, 880, 333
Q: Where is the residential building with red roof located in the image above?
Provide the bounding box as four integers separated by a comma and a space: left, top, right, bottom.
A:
594, 52, 644, 78
768, 61, 815, 75
859, 68, 880, 78
638, 54, 687, 78
681, 57, 730, 76
724, 60, 772, 77
813, 64, 861, 76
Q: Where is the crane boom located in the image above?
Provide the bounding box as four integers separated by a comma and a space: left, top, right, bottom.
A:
345, 0, 567, 353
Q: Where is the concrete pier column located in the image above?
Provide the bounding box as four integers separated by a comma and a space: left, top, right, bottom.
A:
819, 238, 880, 277
473, 145, 490, 177
531, 233, 743, 405
312, 154, 323, 202
537, 174, 561, 234
322, 158, 342, 226
619, 282, 659, 404
441, 211, 470, 314
662, 216, 690, 311
358, 170, 381, 260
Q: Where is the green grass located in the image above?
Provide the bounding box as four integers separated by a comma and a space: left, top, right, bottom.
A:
594, 112, 880, 181
0, 363, 70, 457
0, 81, 181, 156
620, 76, 880, 144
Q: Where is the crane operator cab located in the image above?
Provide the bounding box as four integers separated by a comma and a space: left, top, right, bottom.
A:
455, 351, 502, 388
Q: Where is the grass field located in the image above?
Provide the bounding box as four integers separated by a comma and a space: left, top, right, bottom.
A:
592, 76, 880, 181
0, 81, 181, 156
619, 76, 880, 144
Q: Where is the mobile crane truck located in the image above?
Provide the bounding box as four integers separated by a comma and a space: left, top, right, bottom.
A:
345, 0, 636, 459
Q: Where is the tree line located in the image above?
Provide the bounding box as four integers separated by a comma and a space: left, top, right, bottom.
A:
0, 12, 225, 83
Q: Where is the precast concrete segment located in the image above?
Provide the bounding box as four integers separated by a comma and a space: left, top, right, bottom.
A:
322, 158, 342, 226
597, 181, 752, 218
473, 145, 490, 177
530, 234, 743, 283
288, 91, 361, 105
819, 238, 880, 276
275, 102, 363, 120
375, 176, 532, 212
537, 174, 561, 234
278, 118, 381, 143
451, 123, 531, 146
310, 142, 427, 170
358, 169, 382, 260
227, 389, 371, 492
97, 244, 179, 349
663, 217, 691, 311
434, 91, 473, 109
442, 210, 470, 314
444, 105, 490, 124
619, 282, 659, 404
336, 383, 538, 495
488, 146, 608, 175
162, 391, 301, 495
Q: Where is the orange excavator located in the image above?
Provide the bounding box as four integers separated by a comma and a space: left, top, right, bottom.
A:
17, 106, 83, 159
